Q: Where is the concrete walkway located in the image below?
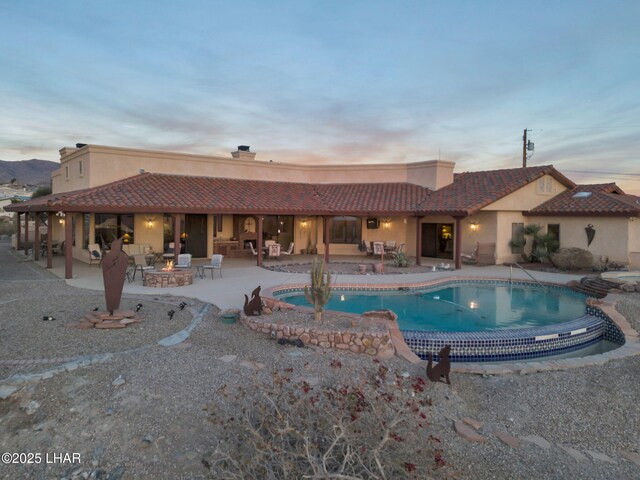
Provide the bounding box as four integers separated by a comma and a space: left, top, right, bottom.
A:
22, 250, 584, 310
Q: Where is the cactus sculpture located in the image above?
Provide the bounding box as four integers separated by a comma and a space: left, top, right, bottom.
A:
304, 257, 332, 321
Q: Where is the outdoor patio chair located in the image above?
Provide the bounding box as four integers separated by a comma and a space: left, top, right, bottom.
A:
461, 243, 479, 264
132, 254, 154, 280
175, 253, 192, 269
281, 242, 294, 255
163, 242, 176, 260
203, 254, 223, 279
397, 242, 405, 253
248, 242, 258, 256
88, 243, 103, 265
386, 240, 396, 249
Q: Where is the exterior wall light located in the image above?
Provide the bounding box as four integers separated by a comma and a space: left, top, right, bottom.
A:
382, 218, 392, 229
56, 212, 65, 224
146, 218, 154, 229
300, 217, 308, 229
470, 222, 478, 232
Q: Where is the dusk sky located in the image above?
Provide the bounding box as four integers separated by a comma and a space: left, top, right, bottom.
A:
1, 1, 638, 193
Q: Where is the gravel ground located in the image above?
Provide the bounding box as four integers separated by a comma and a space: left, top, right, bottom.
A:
1, 242, 639, 479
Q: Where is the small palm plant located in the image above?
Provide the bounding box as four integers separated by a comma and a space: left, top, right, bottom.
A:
304, 257, 332, 321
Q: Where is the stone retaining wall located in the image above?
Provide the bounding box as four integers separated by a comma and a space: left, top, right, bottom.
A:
240, 314, 395, 359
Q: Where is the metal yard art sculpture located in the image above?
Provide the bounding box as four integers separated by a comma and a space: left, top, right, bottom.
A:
426, 345, 452, 385
585, 224, 596, 247
244, 286, 263, 316
101, 237, 129, 315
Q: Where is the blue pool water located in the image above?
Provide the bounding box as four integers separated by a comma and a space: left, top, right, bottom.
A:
280, 283, 588, 332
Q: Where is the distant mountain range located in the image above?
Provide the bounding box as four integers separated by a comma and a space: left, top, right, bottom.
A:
0, 159, 59, 186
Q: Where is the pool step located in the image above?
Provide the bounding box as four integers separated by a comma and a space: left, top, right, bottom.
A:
569, 277, 621, 298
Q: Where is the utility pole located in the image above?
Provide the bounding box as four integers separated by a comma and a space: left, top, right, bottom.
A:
522, 128, 528, 167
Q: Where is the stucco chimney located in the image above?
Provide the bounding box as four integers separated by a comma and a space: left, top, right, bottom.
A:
231, 145, 256, 161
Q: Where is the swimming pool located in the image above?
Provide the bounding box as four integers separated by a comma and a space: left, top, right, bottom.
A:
281, 283, 587, 332
273, 279, 626, 362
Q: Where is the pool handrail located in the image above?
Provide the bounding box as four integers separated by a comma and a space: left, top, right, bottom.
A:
510, 262, 546, 289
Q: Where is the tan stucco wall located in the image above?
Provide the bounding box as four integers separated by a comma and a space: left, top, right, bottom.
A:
629, 219, 640, 269
53, 145, 455, 194
482, 174, 568, 212
527, 216, 631, 264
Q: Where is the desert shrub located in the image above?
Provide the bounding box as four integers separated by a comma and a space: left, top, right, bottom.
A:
204, 365, 447, 479
393, 252, 410, 268
550, 248, 593, 270
304, 257, 332, 321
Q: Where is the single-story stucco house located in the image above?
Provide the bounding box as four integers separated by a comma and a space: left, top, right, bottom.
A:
7, 144, 640, 278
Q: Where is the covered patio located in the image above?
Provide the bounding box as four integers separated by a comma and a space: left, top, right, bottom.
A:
7, 173, 475, 280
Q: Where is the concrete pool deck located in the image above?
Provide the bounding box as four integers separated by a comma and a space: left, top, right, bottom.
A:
22, 253, 640, 373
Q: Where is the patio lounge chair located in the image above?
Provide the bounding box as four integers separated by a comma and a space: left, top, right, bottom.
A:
132, 254, 154, 280
281, 242, 294, 255
203, 254, 223, 278
88, 243, 103, 265
461, 243, 479, 264
175, 253, 192, 269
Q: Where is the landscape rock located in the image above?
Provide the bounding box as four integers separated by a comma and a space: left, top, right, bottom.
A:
0, 385, 19, 399
111, 375, 126, 387
521, 435, 551, 450
495, 431, 520, 448
454, 420, 487, 443
461, 417, 484, 430
586, 450, 616, 464
560, 445, 587, 462
619, 450, 640, 466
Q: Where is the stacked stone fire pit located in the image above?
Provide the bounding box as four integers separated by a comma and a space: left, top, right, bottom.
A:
144, 261, 193, 288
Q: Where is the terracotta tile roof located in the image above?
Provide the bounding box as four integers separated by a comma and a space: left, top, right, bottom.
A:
314, 183, 430, 215
418, 165, 576, 215
527, 184, 640, 217
5, 173, 432, 215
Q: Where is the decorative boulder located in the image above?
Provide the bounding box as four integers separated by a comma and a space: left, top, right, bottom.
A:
550, 248, 594, 270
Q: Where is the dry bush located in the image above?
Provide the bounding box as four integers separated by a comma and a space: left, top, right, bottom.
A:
204, 364, 448, 479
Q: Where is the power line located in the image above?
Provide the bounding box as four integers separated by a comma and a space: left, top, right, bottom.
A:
562, 170, 640, 177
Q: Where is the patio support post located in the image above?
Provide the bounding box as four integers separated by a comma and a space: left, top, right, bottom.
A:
24, 212, 29, 255
415, 216, 423, 266
16, 212, 21, 252
46, 214, 53, 269
454, 216, 462, 270
323, 216, 330, 264
257, 216, 263, 267
64, 212, 73, 279
34, 212, 40, 261
173, 214, 181, 262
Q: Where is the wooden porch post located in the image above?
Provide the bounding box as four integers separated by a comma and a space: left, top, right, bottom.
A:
257, 216, 263, 267
323, 216, 330, 264
34, 213, 40, 261
454, 216, 462, 270
173, 214, 181, 262
47, 213, 53, 269
24, 212, 29, 255
64, 212, 73, 279
415, 216, 423, 266
16, 212, 21, 252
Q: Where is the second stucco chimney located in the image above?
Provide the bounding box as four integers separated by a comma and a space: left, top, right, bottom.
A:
231, 145, 256, 161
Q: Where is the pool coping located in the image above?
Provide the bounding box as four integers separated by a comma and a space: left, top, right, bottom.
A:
265, 279, 640, 375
